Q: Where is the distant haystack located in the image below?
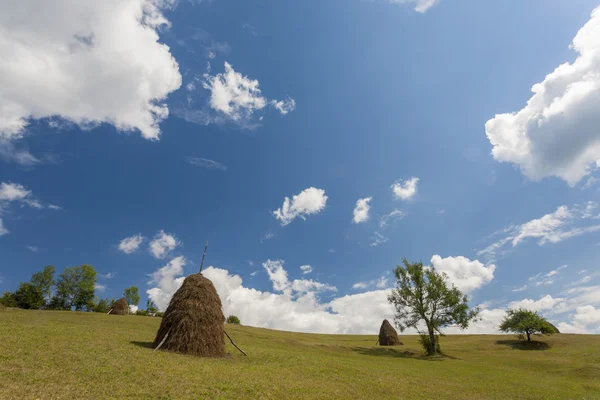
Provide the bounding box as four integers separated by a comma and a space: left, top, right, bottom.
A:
379, 319, 402, 346
153, 273, 226, 357
110, 298, 129, 315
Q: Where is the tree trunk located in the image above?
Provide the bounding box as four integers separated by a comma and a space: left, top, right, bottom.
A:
428, 327, 436, 355
526, 331, 531, 342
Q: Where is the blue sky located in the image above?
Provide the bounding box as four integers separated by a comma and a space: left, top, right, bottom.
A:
1, 0, 600, 334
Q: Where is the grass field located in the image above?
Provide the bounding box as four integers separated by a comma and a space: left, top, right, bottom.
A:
1, 308, 599, 399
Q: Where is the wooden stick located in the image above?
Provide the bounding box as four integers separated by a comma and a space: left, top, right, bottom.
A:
199, 241, 208, 273
107, 308, 113, 314
154, 328, 171, 352
375, 339, 379, 346
224, 330, 247, 356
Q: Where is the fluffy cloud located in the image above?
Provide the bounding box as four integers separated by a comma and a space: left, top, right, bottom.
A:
379, 209, 406, 228
146, 256, 187, 310
198, 62, 295, 127
485, 7, 600, 186
352, 197, 372, 224
0, 0, 182, 145
352, 276, 389, 290
273, 187, 328, 226
387, 0, 440, 13
478, 202, 600, 262
118, 234, 145, 254
430, 255, 495, 294
149, 230, 180, 259
185, 156, 227, 171
0, 182, 57, 236
300, 265, 313, 275
94, 284, 106, 293
391, 177, 419, 200
508, 294, 564, 312
129, 305, 139, 314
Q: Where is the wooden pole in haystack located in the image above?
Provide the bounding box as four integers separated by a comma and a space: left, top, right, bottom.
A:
199, 241, 208, 273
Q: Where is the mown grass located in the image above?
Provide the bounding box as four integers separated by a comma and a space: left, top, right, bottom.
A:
1, 308, 599, 399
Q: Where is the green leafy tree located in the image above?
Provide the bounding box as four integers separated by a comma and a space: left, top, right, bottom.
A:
13, 282, 44, 309
499, 308, 559, 342
388, 259, 480, 355
55, 265, 97, 311
123, 286, 140, 306
93, 298, 111, 313
146, 299, 158, 314
0, 292, 17, 308
226, 315, 241, 325
30, 266, 55, 304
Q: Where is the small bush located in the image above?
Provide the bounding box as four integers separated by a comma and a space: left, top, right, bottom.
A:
418, 333, 441, 355
226, 315, 241, 325
0, 292, 17, 308
155, 311, 164, 318
136, 309, 149, 316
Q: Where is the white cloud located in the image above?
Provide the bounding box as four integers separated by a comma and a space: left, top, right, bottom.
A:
546, 265, 567, 277
185, 156, 228, 171
352, 197, 372, 224
25, 245, 41, 253
146, 256, 187, 311
300, 265, 313, 275
352, 282, 369, 289
94, 284, 106, 293
148, 230, 180, 259
508, 294, 565, 313
261, 231, 275, 242
478, 202, 600, 262
485, 7, 600, 186
129, 305, 139, 314
0, 219, 7, 236
430, 255, 495, 294
391, 177, 419, 200
583, 176, 597, 190
379, 209, 406, 228
99, 272, 115, 280
118, 234, 145, 254
352, 276, 389, 290
273, 187, 328, 226
263, 259, 289, 292
0, 182, 52, 235
0, 0, 182, 144
387, 0, 439, 13
369, 232, 389, 247
199, 62, 295, 127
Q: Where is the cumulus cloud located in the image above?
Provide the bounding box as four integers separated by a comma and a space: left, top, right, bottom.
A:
558, 305, 600, 333
485, 7, 600, 186
379, 209, 406, 228
352, 276, 389, 290
129, 305, 139, 314
0, 0, 182, 145
149, 230, 180, 259
146, 256, 187, 310
352, 197, 372, 224
430, 255, 495, 294
300, 265, 313, 275
478, 202, 600, 262
185, 156, 228, 171
273, 187, 328, 226
391, 177, 419, 200
196, 62, 295, 127
387, 0, 440, 13
118, 234, 145, 254
94, 284, 106, 293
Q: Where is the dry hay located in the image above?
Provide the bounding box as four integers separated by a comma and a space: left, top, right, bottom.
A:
111, 297, 129, 315
153, 273, 226, 357
379, 319, 402, 346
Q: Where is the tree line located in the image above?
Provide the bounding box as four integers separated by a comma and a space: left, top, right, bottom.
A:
0, 265, 161, 316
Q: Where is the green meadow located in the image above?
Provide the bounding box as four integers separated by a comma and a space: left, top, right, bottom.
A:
1, 308, 599, 399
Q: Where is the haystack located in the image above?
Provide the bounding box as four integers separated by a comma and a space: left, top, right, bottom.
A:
153, 273, 226, 357
379, 319, 402, 346
111, 297, 129, 315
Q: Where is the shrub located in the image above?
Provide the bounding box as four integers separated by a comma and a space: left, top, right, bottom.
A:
93, 298, 111, 313
14, 283, 44, 309
0, 292, 17, 308
155, 311, 164, 318
226, 315, 241, 325
136, 309, 149, 316
418, 333, 441, 355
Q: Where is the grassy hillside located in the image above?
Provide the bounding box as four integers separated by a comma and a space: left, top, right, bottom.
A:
1, 308, 599, 399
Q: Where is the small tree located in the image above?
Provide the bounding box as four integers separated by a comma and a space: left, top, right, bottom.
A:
499, 308, 559, 342
13, 282, 44, 309
123, 286, 140, 306
93, 298, 111, 313
146, 299, 158, 315
0, 292, 17, 308
388, 259, 480, 355
226, 315, 241, 325
30, 266, 55, 305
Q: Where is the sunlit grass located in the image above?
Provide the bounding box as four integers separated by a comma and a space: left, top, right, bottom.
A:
1, 308, 599, 399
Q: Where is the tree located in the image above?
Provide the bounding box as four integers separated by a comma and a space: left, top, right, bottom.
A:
226, 315, 241, 325
30, 266, 55, 304
0, 292, 17, 308
499, 308, 559, 342
123, 286, 140, 306
146, 299, 158, 315
93, 298, 111, 313
13, 282, 44, 309
55, 265, 97, 311
388, 259, 480, 355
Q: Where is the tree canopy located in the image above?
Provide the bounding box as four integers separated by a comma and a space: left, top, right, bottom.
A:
388, 258, 480, 355
226, 315, 241, 325
54, 265, 97, 311
30, 266, 55, 303
123, 286, 140, 306
499, 308, 559, 342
